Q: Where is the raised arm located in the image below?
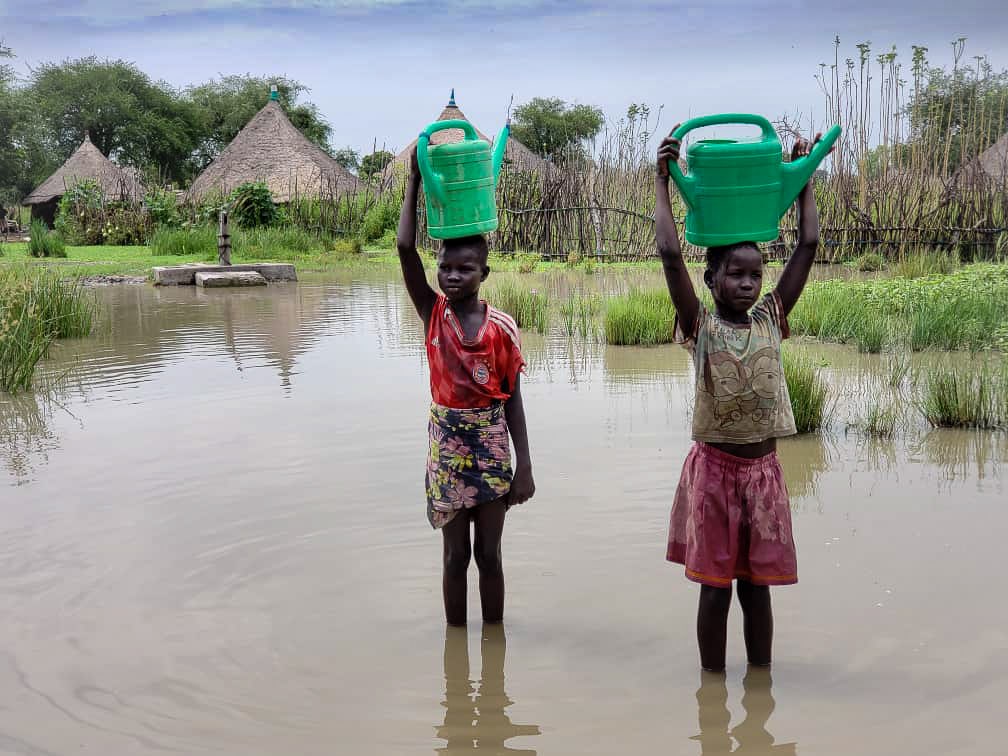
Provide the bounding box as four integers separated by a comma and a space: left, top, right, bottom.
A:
396, 146, 437, 325
656, 131, 700, 336
774, 133, 823, 317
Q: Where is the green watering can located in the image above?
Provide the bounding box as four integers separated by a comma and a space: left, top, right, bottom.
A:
668, 114, 842, 247
417, 119, 509, 240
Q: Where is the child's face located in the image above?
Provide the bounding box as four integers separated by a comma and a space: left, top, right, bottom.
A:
437, 245, 488, 302
708, 246, 763, 313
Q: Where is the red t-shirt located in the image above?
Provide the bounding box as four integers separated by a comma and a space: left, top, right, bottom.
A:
426, 295, 525, 409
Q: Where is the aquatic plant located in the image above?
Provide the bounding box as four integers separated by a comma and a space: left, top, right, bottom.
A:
918, 361, 1007, 429
483, 276, 549, 333
603, 289, 676, 346
559, 293, 601, 340
0, 267, 96, 393
782, 346, 830, 433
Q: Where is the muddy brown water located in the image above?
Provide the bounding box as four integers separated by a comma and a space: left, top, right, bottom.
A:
1, 275, 1005, 755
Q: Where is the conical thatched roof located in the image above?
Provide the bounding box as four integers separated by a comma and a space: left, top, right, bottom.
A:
23, 134, 144, 205
391, 91, 547, 173
977, 132, 1008, 181
189, 98, 358, 203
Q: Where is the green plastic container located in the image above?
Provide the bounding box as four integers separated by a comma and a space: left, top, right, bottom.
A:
417, 119, 509, 240
668, 114, 841, 247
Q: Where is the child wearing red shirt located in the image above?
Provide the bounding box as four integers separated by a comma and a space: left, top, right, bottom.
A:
397, 146, 535, 627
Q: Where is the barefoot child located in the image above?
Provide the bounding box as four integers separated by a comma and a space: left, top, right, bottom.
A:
656, 127, 824, 671
396, 146, 536, 626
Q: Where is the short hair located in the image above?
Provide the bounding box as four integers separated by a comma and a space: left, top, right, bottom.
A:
441, 234, 489, 264
706, 241, 760, 274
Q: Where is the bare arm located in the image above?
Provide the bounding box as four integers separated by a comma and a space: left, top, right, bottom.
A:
774, 134, 822, 317
396, 147, 437, 325
656, 132, 700, 336
504, 375, 535, 506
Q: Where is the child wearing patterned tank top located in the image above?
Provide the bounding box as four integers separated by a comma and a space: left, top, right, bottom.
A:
655, 125, 828, 672
396, 145, 535, 627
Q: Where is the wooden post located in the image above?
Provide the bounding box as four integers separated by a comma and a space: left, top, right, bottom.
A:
217, 210, 231, 266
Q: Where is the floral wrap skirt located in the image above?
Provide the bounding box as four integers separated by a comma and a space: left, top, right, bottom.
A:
426, 402, 513, 529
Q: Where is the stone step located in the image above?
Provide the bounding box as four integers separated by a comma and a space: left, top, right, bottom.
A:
153, 263, 297, 285
195, 271, 267, 288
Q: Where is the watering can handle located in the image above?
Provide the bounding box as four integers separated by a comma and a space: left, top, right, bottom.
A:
667, 114, 777, 211
416, 119, 480, 206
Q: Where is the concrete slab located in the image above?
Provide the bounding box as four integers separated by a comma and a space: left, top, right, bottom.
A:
195, 271, 267, 288
153, 263, 297, 285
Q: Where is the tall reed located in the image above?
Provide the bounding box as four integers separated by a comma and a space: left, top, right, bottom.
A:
0, 267, 96, 393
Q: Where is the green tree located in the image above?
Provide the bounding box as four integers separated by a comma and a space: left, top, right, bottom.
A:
185, 75, 332, 171
0, 42, 19, 202
510, 97, 603, 160
333, 146, 361, 173
908, 47, 1008, 172
359, 149, 393, 179
25, 56, 201, 183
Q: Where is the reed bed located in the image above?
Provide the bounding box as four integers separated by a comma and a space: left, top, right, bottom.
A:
603, 289, 676, 346
0, 267, 96, 393
782, 346, 831, 433
483, 276, 549, 334
918, 361, 1008, 429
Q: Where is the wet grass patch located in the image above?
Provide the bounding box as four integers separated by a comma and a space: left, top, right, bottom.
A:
0, 267, 97, 393
918, 361, 1007, 429
603, 289, 676, 346
782, 346, 830, 433
483, 277, 549, 334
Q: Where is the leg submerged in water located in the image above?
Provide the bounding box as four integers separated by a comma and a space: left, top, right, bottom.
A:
697, 584, 732, 672
442, 511, 473, 626
473, 497, 507, 623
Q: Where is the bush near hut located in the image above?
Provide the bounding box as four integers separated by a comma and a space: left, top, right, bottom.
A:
27, 220, 66, 258
228, 182, 276, 228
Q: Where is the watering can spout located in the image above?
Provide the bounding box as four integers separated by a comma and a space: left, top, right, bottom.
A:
778, 124, 842, 215
492, 122, 510, 187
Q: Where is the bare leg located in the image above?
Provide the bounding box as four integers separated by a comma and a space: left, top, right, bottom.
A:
736, 579, 773, 666
473, 497, 507, 623
442, 510, 473, 626
698, 584, 732, 672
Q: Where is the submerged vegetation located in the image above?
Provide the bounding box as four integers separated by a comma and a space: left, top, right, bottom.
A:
0, 267, 96, 393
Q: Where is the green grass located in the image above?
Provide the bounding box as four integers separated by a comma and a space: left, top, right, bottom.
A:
27, 220, 67, 258
0, 266, 97, 393
789, 264, 1008, 352
559, 293, 601, 340
149, 225, 217, 256
603, 289, 676, 345
781, 346, 830, 433
483, 276, 549, 333
918, 362, 1007, 429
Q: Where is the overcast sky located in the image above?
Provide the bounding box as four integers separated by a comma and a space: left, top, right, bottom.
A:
3, 1, 1006, 155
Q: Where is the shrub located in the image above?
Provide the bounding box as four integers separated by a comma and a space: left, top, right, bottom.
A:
515, 251, 541, 274
228, 182, 276, 228
27, 220, 67, 258
145, 187, 180, 227
361, 198, 399, 242
332, 238, 363, 256
377, 228, 397, 249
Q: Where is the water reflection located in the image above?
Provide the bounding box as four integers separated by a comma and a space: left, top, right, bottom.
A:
436, 625, 540, 754
692, 669, 796, 755
0, 376, 80, 485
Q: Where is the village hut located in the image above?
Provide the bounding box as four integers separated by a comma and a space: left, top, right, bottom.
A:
22, 133, 144, 226
188, 88, 358, 204
976, 132, 1008, 183
389, 90, 548, 174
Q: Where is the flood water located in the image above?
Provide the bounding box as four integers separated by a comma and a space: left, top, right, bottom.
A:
1, 275, 1005, 755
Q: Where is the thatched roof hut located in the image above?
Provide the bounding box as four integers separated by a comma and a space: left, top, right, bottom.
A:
22, 134, 144, 226
390, 91, 548, 174
189, 91, 358, 203
976, 132, 1008, 183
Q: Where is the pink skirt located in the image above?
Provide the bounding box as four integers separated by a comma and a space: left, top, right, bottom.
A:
667, 442, 797, 587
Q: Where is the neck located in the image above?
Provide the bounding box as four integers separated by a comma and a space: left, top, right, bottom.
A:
714, 303, 750, 324
448, 292, 483, 316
